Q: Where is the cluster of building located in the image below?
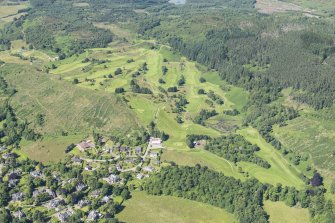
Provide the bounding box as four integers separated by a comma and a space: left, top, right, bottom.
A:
0, 135, 165, 223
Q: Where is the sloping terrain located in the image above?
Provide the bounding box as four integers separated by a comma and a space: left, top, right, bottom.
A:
2, 64, 140, 136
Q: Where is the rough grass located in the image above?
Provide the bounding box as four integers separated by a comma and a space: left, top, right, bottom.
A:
0, 4, 27, 18
3, 64, 140, 136
238, 127, 305, 188
0, 3, 28, 28
273, 111, 335, 172
20, 134, 84, 163
264, 201, 310, 223
117, 191, 237, 223
161, 149, 244, 179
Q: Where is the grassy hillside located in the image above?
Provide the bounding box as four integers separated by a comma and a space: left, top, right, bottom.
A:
264, 201, 310, 223
238, 127, 305, 188
117, 191, 237, 223
3, 64, 140, 136
0, 63, 141, 162
274, 109, 335, 172
0, 3, 28, 28
47, 40, 306, 187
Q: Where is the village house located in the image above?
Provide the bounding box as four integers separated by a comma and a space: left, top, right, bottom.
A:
137, 173, 144, 180
8, 171, 19, 180
46, 198, 65, 210
78, 199, 90, 208
12, 192, 25, 202
71, 156, 83, 164
103, 174, 120, 185
125, 158, 137, 164
2, 153, 14, 159
56, 209, 74, 223
135, 146, 142, 155
101, 196, 110, 204
77, 140, 95, 152
87, 210, 102, 222
0, 146, 7, 152
150, 152, 159, 159
143, 166, 155, 172
76, 182, 87, 191
33, 188, 56, 198
9, 179, 19, 188
54, 176, 62, 183
116, 164, 122, 171
149, 137, 162, 148
102, 146, 110, 153
153, 159, 161, 166
12, 210, 25, 220
30, 170, 43, 178
85, 165, 93, 171
119, 146, 129, 153
90, 190, 101, 198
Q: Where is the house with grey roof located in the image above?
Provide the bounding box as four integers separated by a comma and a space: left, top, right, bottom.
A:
87, 210, 102, 222
13, 210, 25, 220
76, 182, 87, 191
12, 192, 25, 202
56, 209, 74, 223
30, 170, 43, 178
103, 174, 120, 185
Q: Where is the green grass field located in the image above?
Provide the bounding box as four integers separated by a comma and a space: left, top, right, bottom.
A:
264, 201, 310, 223
273, 110, 335, 172
20, 134, 84, 163
117, 191, 237, 223
0, 3, 28, 28
161, 149, 244, 179
43, 41, 308, 188
3, 64, 140, 136
238, 127, 305, 188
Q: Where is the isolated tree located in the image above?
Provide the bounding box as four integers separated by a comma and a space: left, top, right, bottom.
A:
114, 68, 122, 75
162, 66, 168, 75
199, 77, 206, 83
121, 189, 130, 200
115, 88, 125, 94
36, 114, 44, 126
198, 89, 205, 94
72, 78, 79, 84
310, 172, 323, 187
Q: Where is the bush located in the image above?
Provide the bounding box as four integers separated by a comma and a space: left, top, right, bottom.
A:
72, 79, 79, 84
114, 68, 122, 75
198, 89, 205, 94
167, 86, 178, 92
115, 88, 125, 94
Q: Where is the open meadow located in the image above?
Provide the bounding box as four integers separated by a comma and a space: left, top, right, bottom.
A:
0, 2, 28, 28
274, 110, 335, 173
264, 201, 310, 223
238, 127, 305, 188
117, 191, 237, 223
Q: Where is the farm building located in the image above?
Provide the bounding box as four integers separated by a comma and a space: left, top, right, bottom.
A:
149, 137, 163, 148
77, 140, 95, 152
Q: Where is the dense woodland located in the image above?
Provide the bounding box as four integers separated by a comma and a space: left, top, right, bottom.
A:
204, 134, 270, 168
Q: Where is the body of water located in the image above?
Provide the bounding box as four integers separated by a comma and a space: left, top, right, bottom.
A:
169, 0, 186, 5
